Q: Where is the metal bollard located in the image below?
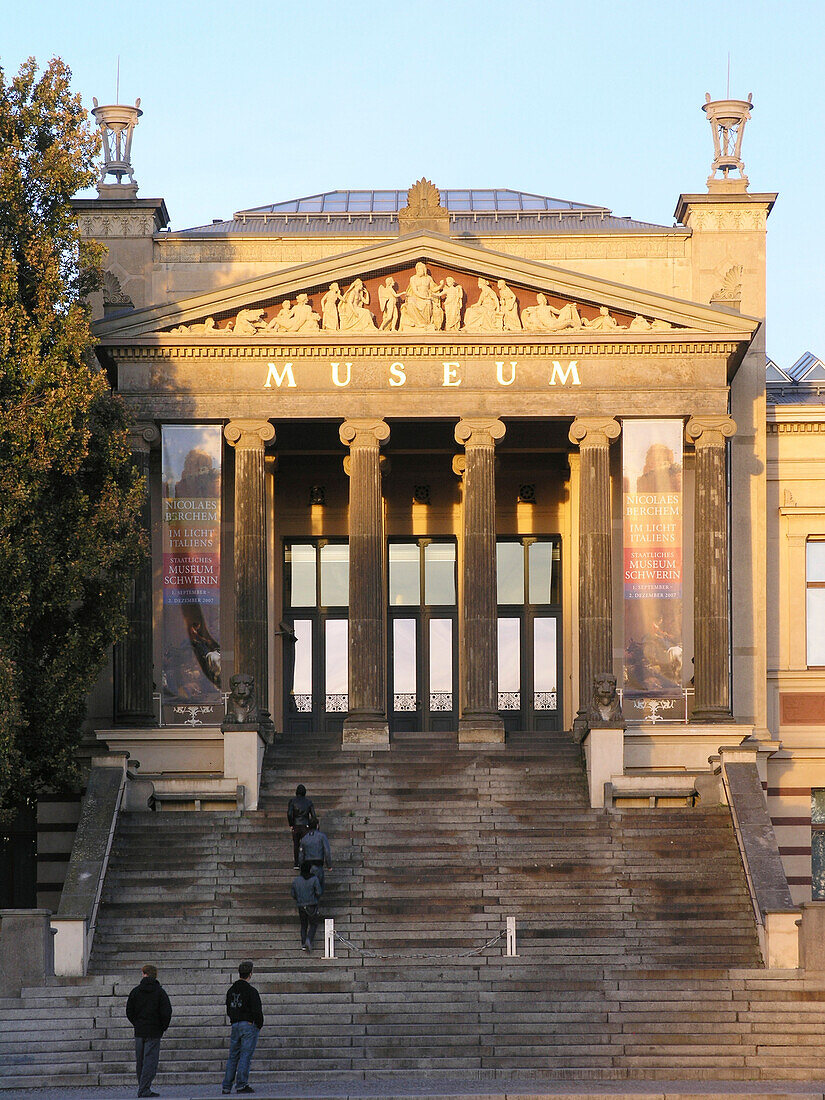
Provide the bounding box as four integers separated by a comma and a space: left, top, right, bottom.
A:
506, 916, 518, 957
324, 918, 335, 959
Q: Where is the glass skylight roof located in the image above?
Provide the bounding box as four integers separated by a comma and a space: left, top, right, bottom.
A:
237, 189, 607, 216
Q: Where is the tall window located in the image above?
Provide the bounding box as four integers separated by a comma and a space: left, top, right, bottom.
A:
807, 541, 825, 666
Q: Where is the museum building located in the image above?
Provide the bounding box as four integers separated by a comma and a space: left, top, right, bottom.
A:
71, 96, 773, 770
30, 92, 825, 910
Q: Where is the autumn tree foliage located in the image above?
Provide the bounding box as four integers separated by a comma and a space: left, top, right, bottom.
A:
0, 57, 145, 817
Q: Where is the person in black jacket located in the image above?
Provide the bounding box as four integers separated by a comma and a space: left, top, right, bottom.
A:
221, 960, 264, 1095
287, 783, 317, 867
125, 963, 172, 1098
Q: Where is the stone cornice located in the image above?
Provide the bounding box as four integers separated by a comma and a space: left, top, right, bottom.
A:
100, 336, 744, 360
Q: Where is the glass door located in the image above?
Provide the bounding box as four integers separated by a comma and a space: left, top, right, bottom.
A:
497, 537, 562, 732
282, 540, 349, 734
388, 540, 457, 732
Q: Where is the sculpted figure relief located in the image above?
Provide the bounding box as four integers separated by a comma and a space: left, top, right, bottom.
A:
378, 277, 402, 331
438, 277, 463, 330
233, 308, 267, 336
268, 293, 320, 333
338, 279, 377, 332
399, 262, 443, 332
463, 278, 502, 332
521, 294, 581, 332
321, 282, 341, 331
162, 270, 679, 338
497, 280, 522, 331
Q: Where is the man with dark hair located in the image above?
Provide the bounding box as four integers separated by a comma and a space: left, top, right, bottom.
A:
291, 862, 322, 952
287, 783, 317, 867
297, 818, 332, 894
126, 963, 172, 1098
221, 960, 264, 1095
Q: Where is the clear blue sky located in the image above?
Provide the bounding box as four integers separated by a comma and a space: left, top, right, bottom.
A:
4, 0, 824, 366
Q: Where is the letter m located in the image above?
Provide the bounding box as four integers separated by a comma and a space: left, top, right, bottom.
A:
264, 362, 296, 388
548, 360, 580, 386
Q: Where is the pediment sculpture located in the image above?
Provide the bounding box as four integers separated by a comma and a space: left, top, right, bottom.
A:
165, 263, 675, 338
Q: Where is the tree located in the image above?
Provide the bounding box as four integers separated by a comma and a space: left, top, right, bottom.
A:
0, 57, 145, 818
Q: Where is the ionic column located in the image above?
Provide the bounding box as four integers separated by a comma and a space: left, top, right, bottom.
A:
454, 418, 506, 743
340, 419, 390, 746
569, 417, 621, 735
224, 419, 275, 709
686, 415, 737, 722
114, 422, 158, 724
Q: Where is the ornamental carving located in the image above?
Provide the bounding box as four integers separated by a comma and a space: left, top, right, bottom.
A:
164, 263, 678, 338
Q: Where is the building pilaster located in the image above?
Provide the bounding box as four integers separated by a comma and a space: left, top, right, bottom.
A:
114, 422, 158, 724
569, 417, 621, 735
340, 419, 390, 746
224, 419, 275, 709
686, 415, 737, 722
454, 418, 506, 743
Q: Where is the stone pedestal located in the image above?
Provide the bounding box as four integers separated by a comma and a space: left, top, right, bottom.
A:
798, 903, 825, 971
582, 727, 625, 809
0, 910, 54, 995
114, 422, 157, 724
569, 418, 621, 735
340, 420, 390, 746
686, 416, 736, 722
224, 420, 275, 710
454, 418, 506, 743
222, 724, 267, 810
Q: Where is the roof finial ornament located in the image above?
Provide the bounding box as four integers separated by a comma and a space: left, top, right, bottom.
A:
397, 178, 450, 236
91, 91, 143, 197
702, 90, 753, 191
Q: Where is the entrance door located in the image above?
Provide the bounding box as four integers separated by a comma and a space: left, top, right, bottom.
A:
496, 537, 562, 732
282, 540, 349, 734
388, 540, 458, 732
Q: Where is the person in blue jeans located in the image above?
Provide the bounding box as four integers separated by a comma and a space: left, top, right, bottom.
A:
221, 960, 263, 1095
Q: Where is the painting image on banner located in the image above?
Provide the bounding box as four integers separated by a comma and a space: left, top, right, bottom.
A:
162, 425, 222, 725
622, 420, 684, 717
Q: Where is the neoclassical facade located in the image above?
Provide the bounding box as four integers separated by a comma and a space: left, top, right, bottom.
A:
69, 96, 789, 845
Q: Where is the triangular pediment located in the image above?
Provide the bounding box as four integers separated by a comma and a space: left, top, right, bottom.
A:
94, 231, 760, 343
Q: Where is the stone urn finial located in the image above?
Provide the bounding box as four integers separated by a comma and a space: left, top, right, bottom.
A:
91, 96, 142, 196
702, 92, 753, 189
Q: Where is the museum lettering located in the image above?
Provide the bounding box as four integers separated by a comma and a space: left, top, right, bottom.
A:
262, 358, 582, 390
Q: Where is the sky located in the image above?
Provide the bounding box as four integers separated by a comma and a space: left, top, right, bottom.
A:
4, 0, 824, 366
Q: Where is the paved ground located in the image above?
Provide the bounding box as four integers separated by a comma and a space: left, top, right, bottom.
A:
5, 1074, 825, 1100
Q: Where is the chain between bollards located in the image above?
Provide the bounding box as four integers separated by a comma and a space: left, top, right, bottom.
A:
322, 918, 518, 960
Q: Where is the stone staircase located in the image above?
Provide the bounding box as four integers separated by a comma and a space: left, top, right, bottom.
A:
3, 728, 825, 1092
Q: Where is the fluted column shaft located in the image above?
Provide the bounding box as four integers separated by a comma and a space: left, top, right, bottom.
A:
340, 419, 390, 745
686, 415, 736, 721
225, 420, 275, 710
114, 422, 158, 724
454, 418, 506, 743
569, 418, 620, 727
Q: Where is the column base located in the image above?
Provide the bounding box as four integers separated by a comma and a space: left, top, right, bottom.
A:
691, 708, 733, 724
342, 716, 390, 749
458, 715, 505, 744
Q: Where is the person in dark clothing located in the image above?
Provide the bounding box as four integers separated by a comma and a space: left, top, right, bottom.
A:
221, 960, 263, 1095
125, 963, 172, 1098
297, 819, 332, 894
287, 784, 317, 867
291, 862, 322, 952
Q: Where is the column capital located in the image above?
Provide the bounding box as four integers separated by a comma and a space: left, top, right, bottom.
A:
568, 417, 620, 448
224, 419, 276, 450
454, 417, 506, 449
685, 415, 737, 448
339, 418, 390, 449
128, 422, 159, 453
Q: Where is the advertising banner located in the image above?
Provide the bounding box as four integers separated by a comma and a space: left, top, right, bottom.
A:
161, 425, 223, 725
622, 420, 685, 723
